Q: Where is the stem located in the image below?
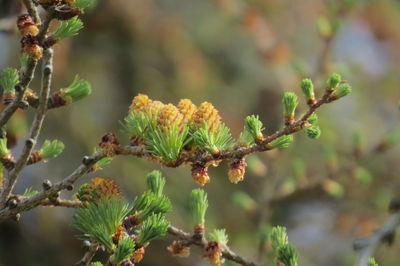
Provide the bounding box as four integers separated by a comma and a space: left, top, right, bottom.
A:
167, 225, 263, 266
22, 0, 41, 24
75, 243, 99, 266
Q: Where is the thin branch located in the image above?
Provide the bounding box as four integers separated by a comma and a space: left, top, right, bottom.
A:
40, 198, 84, 208
0, 48, 53, 208
354, 211, 400, 266
75, 243, 99, 266
22, 0, 41, 24
167, 225, 263, 266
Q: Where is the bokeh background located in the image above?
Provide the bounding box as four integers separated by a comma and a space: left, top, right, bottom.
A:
1, 0, 400, 265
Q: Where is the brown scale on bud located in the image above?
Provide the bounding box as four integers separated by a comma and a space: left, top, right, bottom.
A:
193, 102, 222, 132
0, 155, 15, 170
132, 247, 145, 263
177, 99, 197, 123
130, 94, 153, 113
205, 241, 224, 266
167, 240, 190, 257
112, 224, 124, 245
17, 14, 39, 36
48, 91, 68, 108
157, 104, 184, 131
191, 164, 210, 186
99, 132, 120, 157
228, 159, 247, 184
38, 0, 62, 7
27, 150, 42, 165
193, 223, 205, 241
120, 260, 135, 266
21, 35, 43, 61
3, 92, 15, 106
123, 214, 140, 230
43, 36, 58, 49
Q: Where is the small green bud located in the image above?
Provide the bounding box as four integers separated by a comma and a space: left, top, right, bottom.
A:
300, 78, 315, 104
208, 229, 229, 246
367, 257, 378, 266
61, 75, 91, 104
327, 73, 341, 91
146, 170, 166, 196
232, 191, 257, 211
282, 92, 298, 124
22, 187, 39, 197
332, 84, 351, 99
268, 135, 294, 149
317, 16, 332, 39
270, 226, 288, 251
322, 179, 344, 199
307, 113, 318, 125
39, 140, 65, 159
54, 16, 84, 41
0, 138, 10, 158
110, 237, 135, 265
305, 125, 321, 139
0, 68, 19, 94
277, 244, 298, 266
354, 167, 373, 185
90, 262, 103, 266
242, 115, 264, 143
190, 189, 208, 226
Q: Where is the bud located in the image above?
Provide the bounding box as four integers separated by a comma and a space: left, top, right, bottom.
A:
132, 247, 145, 263
331, 84, 351, 99
167, 240, 190, 257
177, 99, 197, 123
191, 164, 210, 186
268, 135, 293, 149
111, 224, 123, 244
21, 35, 43, 61
59, 75, 92, 104
322, 179, 344, 198
0, 68, 19, 105
193, 102, 222, 132
317, 16, 332, 39
205, 241, 223, 266
277, 244, 298, 266
228, 159, 246, 184
129, 94, 152, 113
367, 258, 378, 266
190, 188, 208, 232
157, 104, 184, 131
300, 78, 315, 104
282, 92, 298, 125
99, 132, 119, 157
17, 14, 39, 36
77, 177, 121, 202
305, 125, 321, 139
327, 73, 341, 91
53, 16, 83, 42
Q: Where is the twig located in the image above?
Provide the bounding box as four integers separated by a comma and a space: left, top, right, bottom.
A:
354, 212, 400, 266
0, 48, 53, 208
40, 198, 84, 208
22, 0, 41, 24
167, 225, 263, 266
75, 243, 99, 266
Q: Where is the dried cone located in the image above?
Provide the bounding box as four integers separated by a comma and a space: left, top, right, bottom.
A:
177, 99, 197, 123
191, 164, 210, 186
157, 104, 184, 131
129, 94, 152, 113
167, 240, 190, 257
193, 102, 222, 132
205, 241, 224, 266
99, 132, 120, 157
17, 14, 39, 36
132, 247, 145, 263
228, 159, 247, 184
21, 35, 43, 61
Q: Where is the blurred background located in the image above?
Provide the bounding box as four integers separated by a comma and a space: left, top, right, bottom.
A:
0, 0, 400, 265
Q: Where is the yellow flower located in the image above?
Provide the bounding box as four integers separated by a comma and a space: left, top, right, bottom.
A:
193, 102, 222, 132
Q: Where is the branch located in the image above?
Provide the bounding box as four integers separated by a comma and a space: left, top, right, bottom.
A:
22, 0, 41, 24
354, 211, 400, 266
167, 225, 263, 266
0, 48, 54, 208
75, 243, 99, 266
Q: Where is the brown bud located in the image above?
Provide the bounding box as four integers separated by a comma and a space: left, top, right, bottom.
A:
191, 164, 210, 186
112, 224, 123, 244
17, 14, 39, 36
132, 247, 145, 263
228, 159, 247, 184
27, 150, 42, 165
99, 133, 120, 157
21, 35, 43, 61
53, 5, 83, 21
167, 240, 190, 257
205, 241, 223, 266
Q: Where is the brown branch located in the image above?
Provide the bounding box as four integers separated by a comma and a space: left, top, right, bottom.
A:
40, 198, 84, 208
22, 0, 41, 24
353, 211, 400, 266
0, 48, 54, 208
167, 225, 263, 266
75, 243, 100, 266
